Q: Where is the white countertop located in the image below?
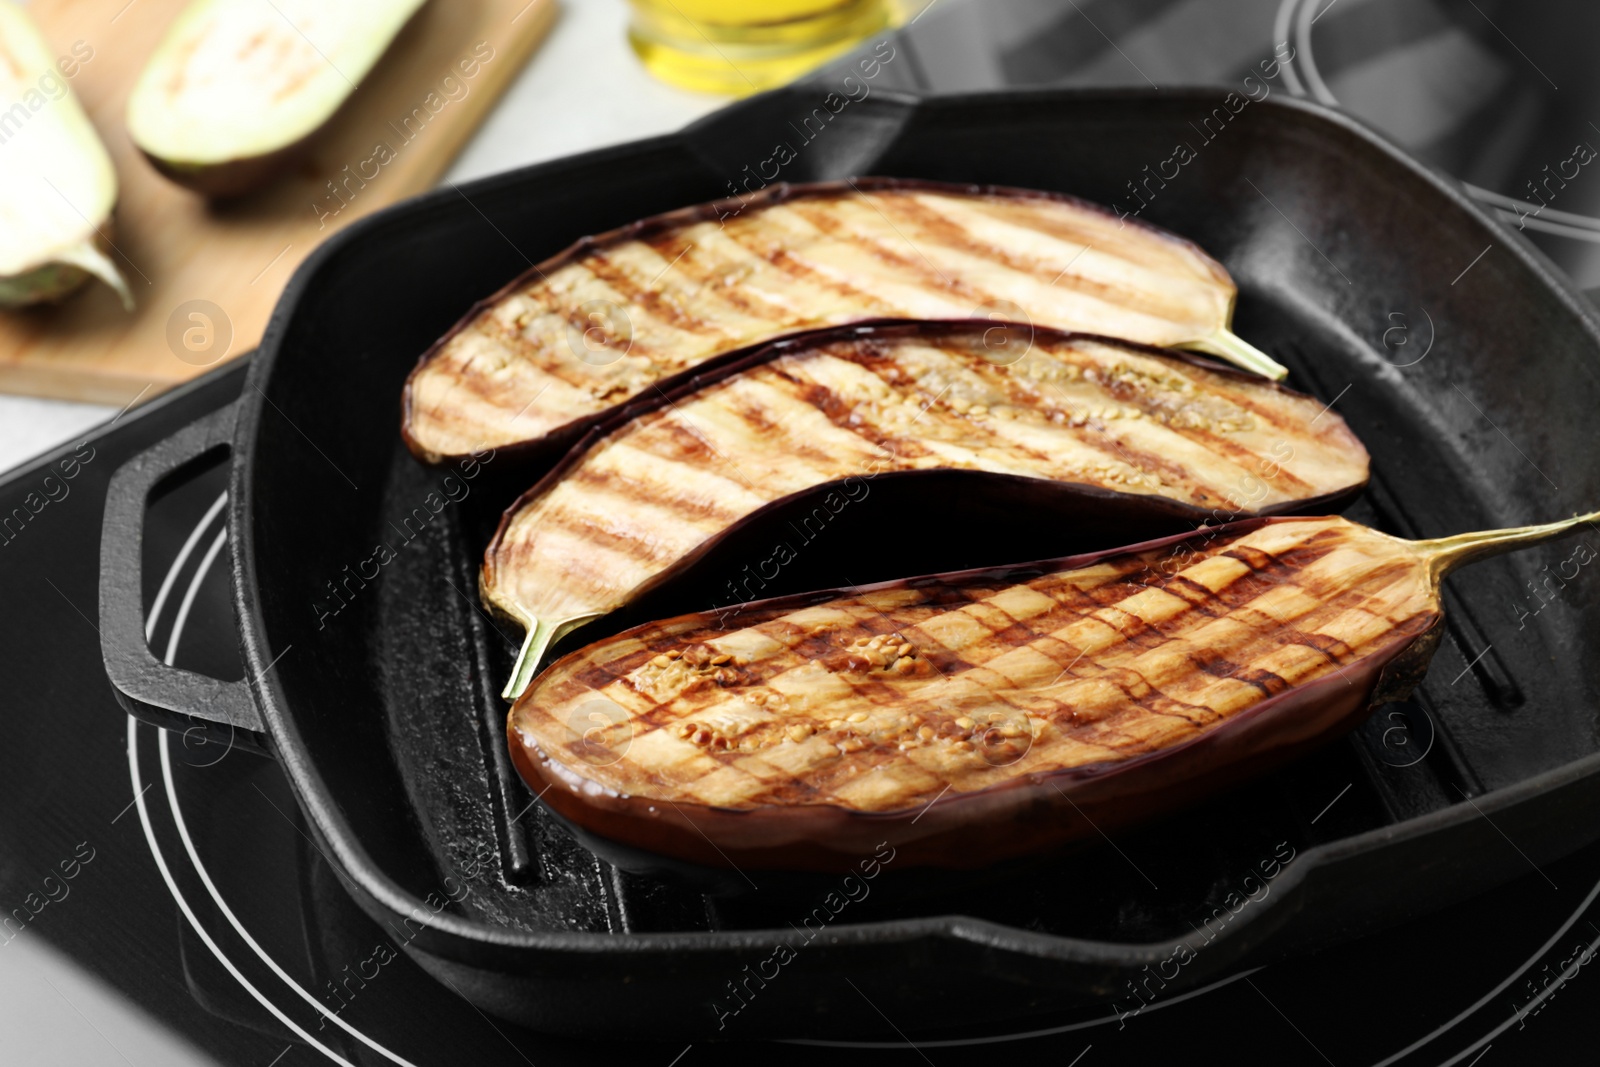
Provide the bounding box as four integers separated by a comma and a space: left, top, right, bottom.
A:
0, 0, 725, 475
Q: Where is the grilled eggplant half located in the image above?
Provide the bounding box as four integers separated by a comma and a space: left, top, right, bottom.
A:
485, 322, 1368, 700
510, 509, 1599, 871
405, 178, 1288, 465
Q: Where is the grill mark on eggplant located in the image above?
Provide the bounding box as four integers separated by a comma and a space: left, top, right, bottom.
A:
563, 463, 748, 531
1163, 574, 1234, 614
751, 243, 892, 316
884, 195, 1079, 271
857, 194, 1066, 284
1171, 425, 1316, 497
434, 329, 566, 431
774, 367, 944, 467
992, 382, 1212, 494
1103, 666, 1215, 723
1074, 362, 1317, 498
882, 194, 1196, 323
889, 342, 1243, 504
502, 511, 670, 578
716, 375, 883, 471
578, 248, 705, 335
908, 343, 1186, 486
481, 305, 585, 390
973, 194, 1221, 281
893, 529, 1343, 690
1117, 389, 1319, 497
813, 364, 941, 463
515, 472, 751, 581
717, 383, 860, 468
645, 416, 751, 474
569, 654, 640, 694
564, 450, 747, 513
1094, 542, 1326, 647
765, 364, 892, 448
711, 207, 897, 317
1198, 383, 1309, 439
1221, 542, 1283, 574
1293, 631, 1353, 665
780, 200, 998, 308
1067, 427, 1210, 504
1233, 665, 1292, 697
477, 302, 626, 397
638, 229, 790, 328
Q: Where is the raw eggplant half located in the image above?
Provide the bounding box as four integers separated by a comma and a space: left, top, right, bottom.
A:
510, 508, 1600, 871
126, 0, 428, 198
484, 322, 1369, 700
405, 178, 1288, 465
0, 2, 130, 309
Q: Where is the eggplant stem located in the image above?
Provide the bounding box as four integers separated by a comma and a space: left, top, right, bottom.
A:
59, 240, 133, 311
1183, 329, 1288, 381
1415, 510, 1600, 583
501, 613, 603, 702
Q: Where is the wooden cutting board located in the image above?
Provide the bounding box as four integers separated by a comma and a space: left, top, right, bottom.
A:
0, 0, 558, 406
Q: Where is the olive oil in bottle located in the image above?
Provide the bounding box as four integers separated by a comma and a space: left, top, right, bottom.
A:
627, 0, 894, 95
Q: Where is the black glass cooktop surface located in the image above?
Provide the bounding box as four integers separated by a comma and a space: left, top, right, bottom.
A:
873, 0, 1600, 289
11, 0, 1600, 1061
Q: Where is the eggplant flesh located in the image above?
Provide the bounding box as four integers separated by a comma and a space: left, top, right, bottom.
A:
126, 0, 428, 198
405, 178, 1287, 464
484, 323, 1368, 700
509, 509, 1599, 871
0, 3, 130, 309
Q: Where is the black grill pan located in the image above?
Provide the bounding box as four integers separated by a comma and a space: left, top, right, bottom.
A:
98, 86, 1600, 1039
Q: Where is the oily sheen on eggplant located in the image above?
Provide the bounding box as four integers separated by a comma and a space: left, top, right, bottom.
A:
404, 178, 1288, 464
509, 509, 1600, 871
483, 323, 1368, 700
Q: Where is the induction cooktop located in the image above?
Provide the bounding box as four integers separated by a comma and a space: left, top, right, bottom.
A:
11, 0, 1600, 1061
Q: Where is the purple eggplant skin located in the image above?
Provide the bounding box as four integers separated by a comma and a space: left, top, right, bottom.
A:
400, 175, 1255, 470
510, 517, 1439, 873
139, 140, 314, 200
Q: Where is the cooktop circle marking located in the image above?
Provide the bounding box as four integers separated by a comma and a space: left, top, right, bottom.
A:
1432, 923, 1600, 1066
786, 967, 1262, 1048
143, 491, 227, 643
130, 494, 416, 1066
161, 731, 425, 1067
164, 527, 225, 665
129, 722, 359, 1067
1364, 876, 1600, 1065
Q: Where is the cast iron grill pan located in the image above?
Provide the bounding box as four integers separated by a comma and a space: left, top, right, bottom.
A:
98, 87, 1600, 1039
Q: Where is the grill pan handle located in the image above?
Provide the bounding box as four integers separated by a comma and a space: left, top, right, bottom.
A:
99, 401, 269, 755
